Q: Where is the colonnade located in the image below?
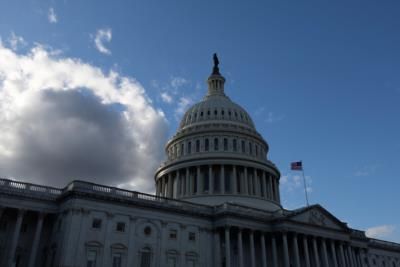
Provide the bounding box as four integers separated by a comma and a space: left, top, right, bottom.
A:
214, 226, 369, 267
156, 164, 280, 202
0, 207, 46, 267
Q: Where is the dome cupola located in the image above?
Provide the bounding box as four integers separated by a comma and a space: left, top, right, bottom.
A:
155, 54, 282, 211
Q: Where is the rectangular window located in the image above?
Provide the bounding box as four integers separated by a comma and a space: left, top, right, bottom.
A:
112, 253, 122, 267
187, 141, 191, 154
92, 218, 102, 229
196, 140, 200, 152
169, 229, 177, 239
180, 143, 184, 156
241, 140, 245, 153
188, 232, 196, 241
233, 139, 237, 152
214, 138, 219, 151
87, 251, 97, 267
223, 138, 228, 151
205, 139, 209, 151
116, 222, 125, 232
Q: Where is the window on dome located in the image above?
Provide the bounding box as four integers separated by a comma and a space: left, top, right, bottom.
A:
235, 111, 238, 118
200, 111, 203, 117
196, 140, 200, 152
233, 139, 237, 152
249, 142, 253, 155
255, 145, 258, 156
223, 138, 228, 151
187, 141, 191, 154
221, 109, 225, 116
214, 138, 219, 151
194, 113, 197, 118
207, 110, 210, 116
228, 110, 232, 117
240, 113, 243, 119
241, 140, 245, 153
214, 109, 218, 116
205, 139, 209, 151
180, 143, 184, 156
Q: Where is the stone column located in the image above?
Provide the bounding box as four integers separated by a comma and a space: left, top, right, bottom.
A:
214, 229, 221, 266
303, 235, 311, 267
221, 165, 225, 194
186, 168, 190, 196
330, 240, 338, 267
28, 212, 46, 267
347, 245, 355, 267
272, 234, 278, 267
254, 169, 260, 196
261, 233, 267, 267
339, 243, 346, 267
262, 171, 267, 198
238, 229, 244, 267
244, 167, 249, 194
168, 173, 173, 198
197, 166, 201, 194
225, 227, 231, 267
249, 170, 254, 195
209, 165, 214, 194
293, 233, 301, 267
313, 237, 321, 267
8, 209, 25, 267
282, 232, 290, 267
268, 175, 273, 199
232, 165, 237, 194
250, 230, 256, 267
321, 238, 329, 267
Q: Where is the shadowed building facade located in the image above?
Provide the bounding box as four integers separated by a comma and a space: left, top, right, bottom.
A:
0, 56, 399, 267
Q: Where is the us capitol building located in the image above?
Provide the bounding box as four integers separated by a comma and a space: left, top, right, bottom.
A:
0, 56, 399, 267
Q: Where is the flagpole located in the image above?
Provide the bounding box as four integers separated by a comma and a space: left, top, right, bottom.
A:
301, 164, 310, 207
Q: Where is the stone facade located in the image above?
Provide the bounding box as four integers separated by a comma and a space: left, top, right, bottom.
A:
0, 58, 399, 267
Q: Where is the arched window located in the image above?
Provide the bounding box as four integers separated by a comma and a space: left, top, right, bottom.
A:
249, 142, 252, 155
196, 140, 200, 152
140, 247, 152, 267
180, 143, 184, 156
255, 145, 258, 156
205, 139, 209, 151
214, 138, 219, 151
223, 138, 228, 151
241, 140, 245, 153
187, 141, 191, 154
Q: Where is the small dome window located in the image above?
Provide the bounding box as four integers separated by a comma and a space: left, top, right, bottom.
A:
144, 226, 152, 236
214, 109, 218, 115
196, 140, 200, 152
221, 110, 225, 116
187, 141, 192, 154
223, 138, 228, 151
235, 111, 238, 118
205, 139, 209, 151
200, 111, 204, 117
241, 140, 245, 153
207, 110, 210, 116
228, 110, 231, 116
233, 139, 237, 151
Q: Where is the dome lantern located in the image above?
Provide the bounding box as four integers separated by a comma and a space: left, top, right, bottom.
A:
207, 53, 226, 97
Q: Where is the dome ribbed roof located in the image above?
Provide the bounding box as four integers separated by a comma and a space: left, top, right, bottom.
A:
179, 94, 255, 130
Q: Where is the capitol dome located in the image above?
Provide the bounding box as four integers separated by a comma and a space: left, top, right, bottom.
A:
155, 54, 281, 211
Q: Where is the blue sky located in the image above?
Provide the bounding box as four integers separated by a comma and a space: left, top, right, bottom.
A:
0, 0, 399, 241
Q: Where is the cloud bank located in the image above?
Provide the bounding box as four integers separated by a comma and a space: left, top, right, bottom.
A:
366, 225, 396, 239
94, 28, 112, 55
0, 42, 167, 192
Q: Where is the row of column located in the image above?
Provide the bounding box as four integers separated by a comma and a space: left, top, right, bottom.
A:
215, 227, 368, 267
156, 165, 280, 202
0, 208, 45, 267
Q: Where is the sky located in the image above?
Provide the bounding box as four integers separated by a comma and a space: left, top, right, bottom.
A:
0, 0, 399, 242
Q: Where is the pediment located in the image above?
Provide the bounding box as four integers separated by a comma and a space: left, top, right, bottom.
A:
286, 205, 348, 231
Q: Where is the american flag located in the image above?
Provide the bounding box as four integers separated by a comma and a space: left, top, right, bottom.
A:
291, 161, 303, 171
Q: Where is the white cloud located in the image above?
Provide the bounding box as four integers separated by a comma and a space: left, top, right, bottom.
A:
265, 111, 284, 123
0, 42, 168, 193
354, 164, 378, 177
170, 76, 188, 89
281, 173, 312, 193
366, 225, 396, 239
48, 7, 58, 24
161, 92, 173, 104
8, 32, 26, 51
94, 28, 112, 55
175, 96, 193, 119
